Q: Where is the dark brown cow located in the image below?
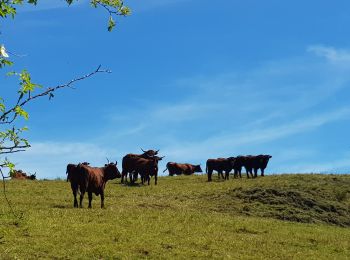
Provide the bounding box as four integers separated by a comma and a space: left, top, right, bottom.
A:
69, 162, 121, 208
252, 154, 272, 177
121, 149, 159, 183
242, 154, 272, 178
206, 157, 235, 182
163, 162, 203, 176
232, 155, 246, 178
11, 170, 36, 180
66, 162, 89, 182
130, 156, 163, 185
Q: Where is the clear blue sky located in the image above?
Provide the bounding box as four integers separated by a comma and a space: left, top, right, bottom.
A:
2, 0, 350, 179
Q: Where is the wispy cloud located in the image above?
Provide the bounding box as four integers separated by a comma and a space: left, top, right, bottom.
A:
308, 45, 350, 64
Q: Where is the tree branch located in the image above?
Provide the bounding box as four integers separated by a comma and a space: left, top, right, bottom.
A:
0, 65, 111, 124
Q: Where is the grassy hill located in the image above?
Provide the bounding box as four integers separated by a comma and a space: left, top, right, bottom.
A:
0, 174, 349, 259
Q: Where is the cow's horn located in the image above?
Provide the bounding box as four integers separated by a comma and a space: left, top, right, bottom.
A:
141, 148, 146, 152
106, 157, 110, 164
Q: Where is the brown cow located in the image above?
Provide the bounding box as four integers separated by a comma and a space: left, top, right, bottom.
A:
163, 162, 203, 176
206, 157, 235, 182
121, 149, 159, 183
131, 156, 163, 185
69, 162, 121, 208
11, 170, 36, 180
66, 162, 90, 182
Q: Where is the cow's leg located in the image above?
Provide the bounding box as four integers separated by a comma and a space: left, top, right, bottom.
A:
155, 173, 158, 185
224, 170, 229, 180
71, 183, 78, 208
129, 172, 134, 184
245, 168, 250, 179
261, 168, 265, 177
207, 169, 212, 182
100, 191, 105, 208
239, 169, 242, 178
88, 192, 93, 208
121, 170, 127, 183
79, 191, 85, 208
253, 168, 258, 178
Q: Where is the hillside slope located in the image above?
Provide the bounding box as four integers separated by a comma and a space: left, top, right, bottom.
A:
0, 174, 349, 259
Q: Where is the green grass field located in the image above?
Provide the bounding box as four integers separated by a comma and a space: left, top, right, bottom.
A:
0, 174, 349, 259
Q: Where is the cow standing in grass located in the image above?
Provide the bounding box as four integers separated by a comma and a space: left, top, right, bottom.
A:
252, 154, 272, 177
69, 162, 121, 208
132, 156, 163, 185
121, 149, 159, 183
232, 156, 246, 178
163, 162, 203, 176
241, 155, 272, 178
206, 157, 235, 182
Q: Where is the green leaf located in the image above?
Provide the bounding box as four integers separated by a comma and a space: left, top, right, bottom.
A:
14, 106, 29, 120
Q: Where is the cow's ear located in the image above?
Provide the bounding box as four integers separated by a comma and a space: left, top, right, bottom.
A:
115, 161, 118, 165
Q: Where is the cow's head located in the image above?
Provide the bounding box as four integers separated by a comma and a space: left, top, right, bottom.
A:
194, 165, 203, 173
104, 161, 121, 180
148, 156, 164, 176
141, 148, 159, 158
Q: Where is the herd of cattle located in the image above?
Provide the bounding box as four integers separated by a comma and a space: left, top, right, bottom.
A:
65, 149, 272, 208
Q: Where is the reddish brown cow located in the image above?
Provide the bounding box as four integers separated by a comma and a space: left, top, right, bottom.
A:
163, 162, 203, 176
131, 156, 163, 185
206, 157, 235, 182
121, 149, 159, 183
11, 170, 36, 180
69, 162, 121, 208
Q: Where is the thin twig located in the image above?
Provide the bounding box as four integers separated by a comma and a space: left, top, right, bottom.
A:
0, 65, 111, 123
0, 168, 22, 220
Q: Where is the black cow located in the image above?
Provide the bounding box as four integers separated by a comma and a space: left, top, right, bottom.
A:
206, 157, 235, 182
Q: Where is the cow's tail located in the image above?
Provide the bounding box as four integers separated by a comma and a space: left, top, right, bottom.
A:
206, 163, 208, 174
163, 166, 168, 173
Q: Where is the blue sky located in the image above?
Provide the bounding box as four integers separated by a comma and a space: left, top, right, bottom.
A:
1, 0, 350, 178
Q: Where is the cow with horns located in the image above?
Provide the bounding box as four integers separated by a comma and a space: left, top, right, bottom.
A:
68, 162, 121, 208
121, 148, 159, 183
